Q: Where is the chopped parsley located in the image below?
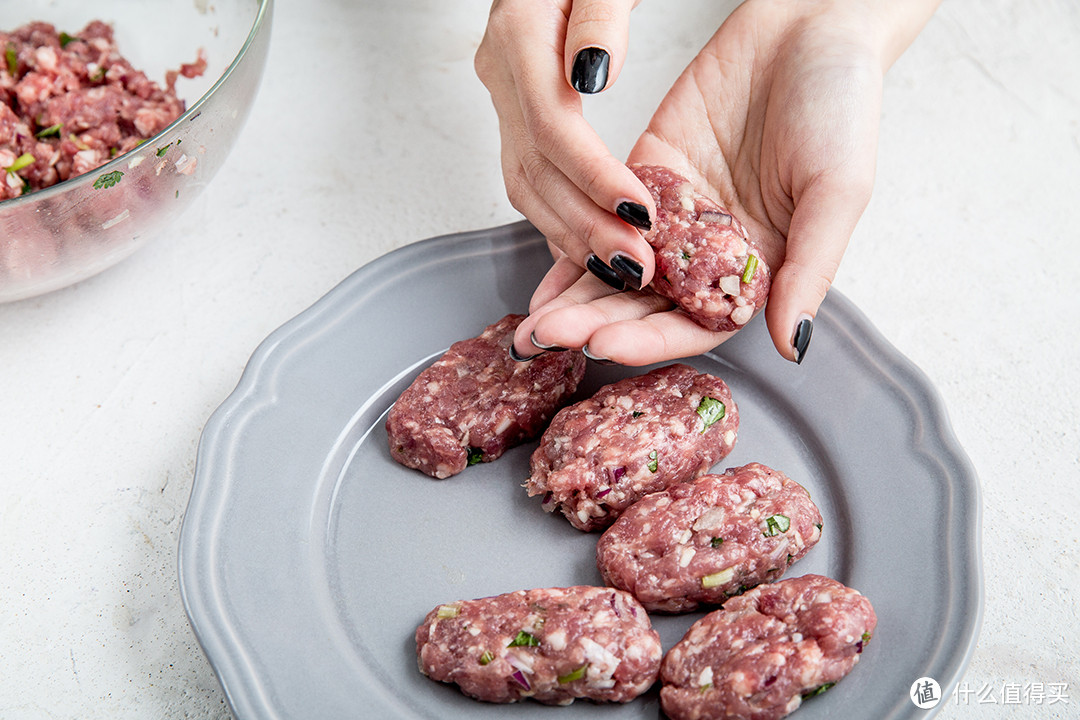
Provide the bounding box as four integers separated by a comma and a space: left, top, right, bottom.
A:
467, 447, 484, 466
35, 123, 63, 139
5, 153, 34, 174
696, 396, 726, 433
802, 682, 835, 699
631, 410, 645, 418
156, 142, 174, 157
861, 631, 872, 645
646, 450, 658, 473
710, 537, 724, 548
93, 170, 124, 189
557, 663, 588, 684
478, 651, 495, 666
59, 32, 79, 48
5, 43, 16, 77
507, 631, 540, 648
814, 522, 823, 531
763, 514, 791, 537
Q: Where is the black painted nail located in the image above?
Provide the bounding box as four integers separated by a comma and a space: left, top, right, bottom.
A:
509, 344, 542, 362
571, 47, 610, 94
792, 316, 814, 365
609, 253, 644, 291
582, 345, 617, 365
616, 201, 651, 231
530, 332, 567, 352
586, 254, 626, 291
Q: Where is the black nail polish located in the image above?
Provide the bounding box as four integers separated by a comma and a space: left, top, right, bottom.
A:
792, 317, 814, 365
509, 344, 542, 362
530, 332, 567, 352
571, 47, 610, 94
609, 253, 644, 291
582, 345, 617, 365
586, 254, 626, 291
616, 201, 652, 231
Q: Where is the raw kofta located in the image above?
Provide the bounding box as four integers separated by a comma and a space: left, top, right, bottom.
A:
660, 574, 877, 720
527, 363, 738, 531
597, 463, 823, 613
415, 586, 662, 705
387, 314, 586, 479
631, 164, 771, 332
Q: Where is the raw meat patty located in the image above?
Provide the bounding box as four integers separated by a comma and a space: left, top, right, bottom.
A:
660, 574, 877, 720
416, 586, 662, 705
527, 363, 738, 531
386, 314, 586, 479
597, 463, 823, 613
632, 164, 770, 332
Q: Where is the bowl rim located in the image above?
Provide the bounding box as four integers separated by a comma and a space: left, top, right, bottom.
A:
0, 0, 273, 211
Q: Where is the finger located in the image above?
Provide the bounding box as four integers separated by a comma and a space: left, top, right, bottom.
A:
530, 252, 585, 313
585, 312, 739, 366
564, 0, 639, 94
513, 271, 625, 356
764, 173, 872, 364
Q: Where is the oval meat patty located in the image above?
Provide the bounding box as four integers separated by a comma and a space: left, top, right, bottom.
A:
387, 314, 586, 479
660, 574, 877, 720
597, 463, 823, 613
415, 586, 662, 705
526, 363, 738, 532
631, 164, 771, 332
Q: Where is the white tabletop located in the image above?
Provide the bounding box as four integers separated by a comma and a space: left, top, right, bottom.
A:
1, 1, 1077, 718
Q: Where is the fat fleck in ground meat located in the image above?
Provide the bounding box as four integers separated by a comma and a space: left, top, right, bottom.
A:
631, 164, 771, 332
660, 574, 877, 720
415, 586, 662, 705
596, 463, 823, 613
527, 363, 738, 532
387, 314, 586, 479
1, 21, 206, 200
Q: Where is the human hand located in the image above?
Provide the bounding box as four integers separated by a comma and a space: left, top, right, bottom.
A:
505, 0, 939, 365
474, 0, 661, 298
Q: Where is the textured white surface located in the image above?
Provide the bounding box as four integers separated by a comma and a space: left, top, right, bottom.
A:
1, 1, 1077, 718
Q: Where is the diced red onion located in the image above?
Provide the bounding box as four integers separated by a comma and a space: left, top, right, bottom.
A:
612, 466, 626, 482
510, 669, 531, 690
596, 488, 611, 499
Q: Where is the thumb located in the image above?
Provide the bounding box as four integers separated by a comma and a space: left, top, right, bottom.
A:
564, 0, 640, 94
764, 174, 872, 364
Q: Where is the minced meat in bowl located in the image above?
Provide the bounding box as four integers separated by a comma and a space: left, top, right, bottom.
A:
0, 0, 272, 302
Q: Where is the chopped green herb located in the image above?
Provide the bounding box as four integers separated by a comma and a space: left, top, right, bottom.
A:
35, 123, 63, 139
699, 683, 712, 694
467, 447, 484, 466
802, 682, 835, 699
861, 631, 872, 645
508, 631, 540, 648
436, 604, 460, 619
5, 43, 16, 77
763, 514, 791, 537
814, 522, 823, 532
90, 66, 105, 82
93, 170, 124, 189
741, 254, 759, 284
710, 537, 724, 548
696, 396, 726, 433
5, 153, 34, 174
109, 147, 118, 158
681, 250, 691, 261
646, 450, 658, 473
701, 567, 734, 589
59, 32, 79, 48
557, 663, 588, 684
156, 142, 173, 157
787, 554, 795, 565
478, 651, 495, 666
631, 410, 645, 418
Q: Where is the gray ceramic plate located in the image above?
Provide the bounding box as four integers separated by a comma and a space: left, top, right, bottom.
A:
179, 222, 982, 720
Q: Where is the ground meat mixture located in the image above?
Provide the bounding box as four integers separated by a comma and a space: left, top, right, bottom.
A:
387, 314, 586, 479
631, 164, 771, 332
596, 463, 823, 613
1, 21, 206, 201
527, 363, 738, 532
660, 574, 877, 720
415, 586, 662, 705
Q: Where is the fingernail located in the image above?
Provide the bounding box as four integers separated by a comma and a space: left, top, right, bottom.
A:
609, 253, 644, 291
586, 254, 626, 291
582, 345, 617, 365
509, 344, 543, 362
616, 201, 652, 231
571, 47, 610, 94
792, 315, 814, 365
530, 331, 567, 352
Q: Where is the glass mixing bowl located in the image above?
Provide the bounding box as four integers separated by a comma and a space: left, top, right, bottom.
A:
0, 0, 273, 302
